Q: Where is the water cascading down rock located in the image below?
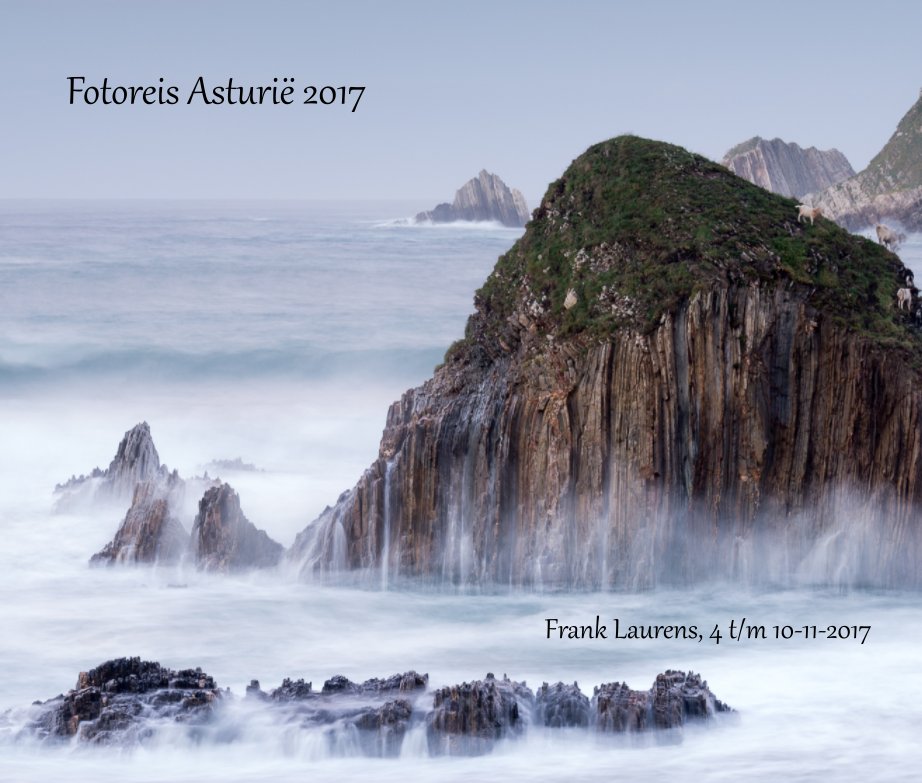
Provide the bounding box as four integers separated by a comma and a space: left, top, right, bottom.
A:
291, 135, 922, 589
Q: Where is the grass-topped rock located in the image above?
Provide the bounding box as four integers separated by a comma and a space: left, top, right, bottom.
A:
458, 135, 915, 364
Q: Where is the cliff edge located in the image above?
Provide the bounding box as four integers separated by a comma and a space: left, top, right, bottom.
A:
293, 136, 922, 589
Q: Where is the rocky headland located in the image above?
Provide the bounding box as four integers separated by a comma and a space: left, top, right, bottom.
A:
808, 91, 922, 230
23, 658, 729, 755
416, 170, 530, 227
721, 137, 854, 199
291, 135, 922, 589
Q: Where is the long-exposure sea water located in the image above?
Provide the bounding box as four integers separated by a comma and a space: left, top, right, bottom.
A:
1, 201, 921, 781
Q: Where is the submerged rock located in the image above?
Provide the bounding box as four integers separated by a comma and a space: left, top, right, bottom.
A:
30, 657, 221, 744
191, 483, 284, 572
90, 478, 188, 565
416, 170, 530, 227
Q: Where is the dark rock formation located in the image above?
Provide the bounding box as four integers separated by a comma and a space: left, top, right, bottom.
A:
535, 681, 591, 727
811, 91, 922, 230
416, 170, 530, 227
426, 673, 532, 756
290, 135, 922, 589
23, 662, 730, 755
90, 478, 188, 565
721, 137, 854, 199
191, 483, 284, 572
593, 670, 728, 733
30, 657, 221, 744
55, 422, 171, 510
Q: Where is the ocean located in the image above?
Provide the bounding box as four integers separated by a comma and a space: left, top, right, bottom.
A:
1, 201, 921, 781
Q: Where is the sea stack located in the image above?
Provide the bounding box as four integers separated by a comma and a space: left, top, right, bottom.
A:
416, 170, 530, 227
721, 137, 854, 199
292, 135, 922, 589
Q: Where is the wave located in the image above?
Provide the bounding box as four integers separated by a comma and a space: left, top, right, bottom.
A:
0, 346, 444, 387
372, 216, 523, 231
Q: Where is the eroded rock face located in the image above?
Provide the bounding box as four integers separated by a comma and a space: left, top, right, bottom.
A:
721, 137, 854, 199
22, 662, 730, 755
191, 483, 284, 572
535, 681, 591, 727
416, 170, 530, 227
30, 657, 221, 744
55, 422, 169, 510
291, 137, 922, 590
426, 674, 532, 756
90, 478, 188, 565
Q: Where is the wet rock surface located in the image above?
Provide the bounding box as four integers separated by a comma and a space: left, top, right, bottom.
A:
191, 483, 284, 572
90, 478, 188, 565
426, 673, 532, 756
30, 658, 221, 744
23, 661, 730, 755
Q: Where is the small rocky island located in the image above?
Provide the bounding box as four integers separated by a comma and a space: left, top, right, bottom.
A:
415, 170, 530, 227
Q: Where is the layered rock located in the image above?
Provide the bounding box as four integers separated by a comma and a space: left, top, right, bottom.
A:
55, 422, 171, 510
810, 91, 922, 230
416, 170, 530, 227
426, 673, 532, 756
721, 137, 854, 199
90, 477, 188, 565
30, 657, 221, 744
191, 483, 284, 572
291, 135, 922, 589
25, 660, 729, 754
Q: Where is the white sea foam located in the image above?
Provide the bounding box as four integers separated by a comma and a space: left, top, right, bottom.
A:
0, 204, 920, 781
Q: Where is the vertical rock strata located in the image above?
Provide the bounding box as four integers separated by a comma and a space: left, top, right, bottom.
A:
721, 137, 854, 199
291, 136, 922, 589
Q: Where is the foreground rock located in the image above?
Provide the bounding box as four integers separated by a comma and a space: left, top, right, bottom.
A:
810, 91, 922, 230
30, 658, 221, 744
416, 170, 530, 227
24, 660, 729, 755
427, 673, 532, 756
721, 136, 854, 199
90, 478, 188, 565
291, 135, 922, 589
191, 483, 284, 571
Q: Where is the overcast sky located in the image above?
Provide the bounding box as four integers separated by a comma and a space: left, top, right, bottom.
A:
3, 0, 922, 204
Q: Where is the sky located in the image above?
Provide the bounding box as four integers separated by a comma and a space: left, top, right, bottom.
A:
3, 0, 922, 204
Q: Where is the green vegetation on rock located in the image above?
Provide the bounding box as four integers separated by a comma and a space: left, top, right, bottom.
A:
457, 135, 917, 362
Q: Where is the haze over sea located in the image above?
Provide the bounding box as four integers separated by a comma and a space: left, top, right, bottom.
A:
1, 201, 921, 781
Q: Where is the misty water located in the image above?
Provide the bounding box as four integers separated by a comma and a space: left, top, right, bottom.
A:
1, 202, 921, 781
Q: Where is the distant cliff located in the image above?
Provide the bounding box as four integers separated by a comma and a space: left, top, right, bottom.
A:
810, 92, 922, 230
721, 137, 854, 199
291, 136, 922, 590
416, 171, 530, 227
